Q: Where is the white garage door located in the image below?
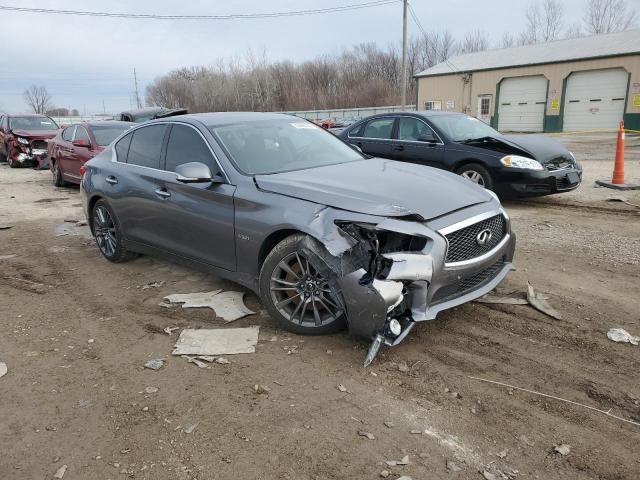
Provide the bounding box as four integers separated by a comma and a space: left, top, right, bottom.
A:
563, 69, 628, 132
498, 76, 547, 132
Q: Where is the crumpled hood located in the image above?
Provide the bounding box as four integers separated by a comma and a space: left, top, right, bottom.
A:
11, 129, 59, 140
501, 134, 571, 163
255, 158, 492, 220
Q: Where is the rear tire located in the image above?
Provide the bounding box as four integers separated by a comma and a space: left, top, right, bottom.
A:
91, 199, 136, 263
456, 163, 494, 191
259, 234, 346, 335
51, 160, 68, 187
0, 144, 7, 162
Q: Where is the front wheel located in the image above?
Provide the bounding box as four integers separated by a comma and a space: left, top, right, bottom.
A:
456, 163, 494, 191
259, 234, 346, 335
91, 200, 136, 263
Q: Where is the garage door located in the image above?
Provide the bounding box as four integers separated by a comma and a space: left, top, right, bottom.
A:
498, 76, 547, 132
563, 69, 628, 132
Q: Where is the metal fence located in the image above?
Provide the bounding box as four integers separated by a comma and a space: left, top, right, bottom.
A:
284, 104, 417, 122
50, 115, 114, 126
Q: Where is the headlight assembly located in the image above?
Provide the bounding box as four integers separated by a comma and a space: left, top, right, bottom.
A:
17, 137, 30, 145
500, 155, 544, 171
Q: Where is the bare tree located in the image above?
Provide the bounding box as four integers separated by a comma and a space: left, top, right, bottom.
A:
584, 0, 637, 34
564, 23, 584, 39
459, 30, 489, 54
23, 85, 53, 114
499, 32, 516, 48
520, 0, 564, 44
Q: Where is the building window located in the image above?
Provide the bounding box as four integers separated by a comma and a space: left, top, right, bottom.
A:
425, 100, 442, 111
480, 97, 491, 116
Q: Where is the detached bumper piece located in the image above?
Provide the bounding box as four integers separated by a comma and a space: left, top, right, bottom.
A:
308, 207, 515, 366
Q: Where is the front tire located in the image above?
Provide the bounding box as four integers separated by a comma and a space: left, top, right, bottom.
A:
456, 163, 494, 191
91, 199, 136, 263
0, 144, 7, 162
259, 234, 346, 335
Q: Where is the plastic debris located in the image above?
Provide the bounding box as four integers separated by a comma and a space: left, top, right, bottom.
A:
144, 386, 158, 394
183, 423, 198, 434
607, 328, 639, 345
53, 464, 68, 479
526, 282, 562, 320
215, 357, 230, 365
254, 384, 271, 394
163, 326, 179, 336
385, 455, 409, 466
163, 290, 255, 322
172, 326, 260, 356
554, 444, 571, 456
144, 359, 165, 370
0, 361, 6, 378
142, 281, 165, 290
476, 294, 528, 305
358, 431, 375, 440
337, 384, 348, 392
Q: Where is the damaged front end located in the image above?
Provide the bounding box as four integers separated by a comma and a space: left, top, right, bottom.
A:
8, 137, 50, 169
301, 207, 515, 366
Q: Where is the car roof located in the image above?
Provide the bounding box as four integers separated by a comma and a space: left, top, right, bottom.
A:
362, 111, 465, 120
149, 111, 301, 127
119, 107, 166, 116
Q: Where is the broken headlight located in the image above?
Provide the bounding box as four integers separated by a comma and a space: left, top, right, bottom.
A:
16, 137, 30, 145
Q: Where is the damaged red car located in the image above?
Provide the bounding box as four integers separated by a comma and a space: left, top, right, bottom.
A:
48, 121, 133, 186
0, 113, 59, 169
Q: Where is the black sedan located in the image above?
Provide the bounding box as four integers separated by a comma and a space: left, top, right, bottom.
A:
338, 111, 582, 197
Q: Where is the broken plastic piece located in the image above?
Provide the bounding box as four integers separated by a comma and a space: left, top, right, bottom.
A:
144, 359, 165, 370
0, 361, 7, 378
363, 334, 385, 368
172, 326, 260, 356
163, 290, 255, 322
607, 328, 639, 345
381, 253, 433, 281
526, 282, 562, 320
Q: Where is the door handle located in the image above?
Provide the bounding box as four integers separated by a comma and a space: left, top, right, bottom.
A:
105, 176, 118, 185
154, 188, 171, 198
393, 145, 405, 151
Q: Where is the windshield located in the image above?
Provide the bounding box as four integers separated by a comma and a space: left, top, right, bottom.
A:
428, 115, 500, 142
91, 124, 133, 146
210, 119, 364, 175
10, 116, 58, 131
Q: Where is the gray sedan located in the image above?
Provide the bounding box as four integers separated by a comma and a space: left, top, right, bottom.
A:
80, 112, 515, 365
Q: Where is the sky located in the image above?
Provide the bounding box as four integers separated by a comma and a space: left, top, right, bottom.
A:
0, 0, 587, 115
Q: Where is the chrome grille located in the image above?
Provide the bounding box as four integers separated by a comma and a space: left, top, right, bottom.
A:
444, 214, 506, 263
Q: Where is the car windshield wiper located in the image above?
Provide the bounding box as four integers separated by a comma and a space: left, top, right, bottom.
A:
458, 136, 498, 144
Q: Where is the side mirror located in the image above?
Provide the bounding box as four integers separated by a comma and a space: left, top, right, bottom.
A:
175, 162, 218, 183
73, 139, 91, 148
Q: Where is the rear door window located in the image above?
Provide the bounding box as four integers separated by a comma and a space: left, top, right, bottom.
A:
114, 132, 133, 162
362, 118, 395, 139
126, 125, 166, 169
74, 126, 90, 143
164, 124, 215, 172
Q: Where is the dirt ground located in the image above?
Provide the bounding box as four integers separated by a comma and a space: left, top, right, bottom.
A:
1, 132, 639, 480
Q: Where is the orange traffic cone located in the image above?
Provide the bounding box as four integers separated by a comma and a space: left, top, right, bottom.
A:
611, 121, 625, 185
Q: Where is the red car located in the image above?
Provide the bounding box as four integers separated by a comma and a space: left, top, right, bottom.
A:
0, 113, 59, 169
48, 121, 133, 186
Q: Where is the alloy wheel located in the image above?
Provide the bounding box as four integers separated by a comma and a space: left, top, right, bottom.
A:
93, 205, 118, 258
460, 170, 485, 186
269, 251, 343, 328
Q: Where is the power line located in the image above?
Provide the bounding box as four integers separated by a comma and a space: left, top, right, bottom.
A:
0, 1, 400, 20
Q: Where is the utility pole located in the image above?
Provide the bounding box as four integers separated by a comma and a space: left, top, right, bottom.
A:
400, 0, 408, 110
102, 99, 106, 116
133, 67, 142, 109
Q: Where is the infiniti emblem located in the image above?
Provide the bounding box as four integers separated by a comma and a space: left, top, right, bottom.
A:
476, 229, 493, 246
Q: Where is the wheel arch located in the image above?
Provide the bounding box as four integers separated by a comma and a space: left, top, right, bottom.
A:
453, 158, 489, 172
257, 228, 305, 271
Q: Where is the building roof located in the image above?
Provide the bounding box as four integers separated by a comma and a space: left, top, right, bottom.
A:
415, 29, 640, 78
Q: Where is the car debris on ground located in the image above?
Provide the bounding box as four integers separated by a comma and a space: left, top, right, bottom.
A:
0, 361, 7, 378
607, 328, 639, 345
385, 455, 409, 466
141, 281, 165, 290
477, 283, 562, 320
143, 359, 165, 370
172, 326, 260, 356
163, 290, 255, 321
163, 326, 179, 335
53, 464, 68, 479
554, 444, 571, 456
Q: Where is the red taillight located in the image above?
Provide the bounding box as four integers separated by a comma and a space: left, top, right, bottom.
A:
79, 165, 87, 177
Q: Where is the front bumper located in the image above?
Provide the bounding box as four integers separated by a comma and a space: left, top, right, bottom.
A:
494, 165, 582, 197
9, 147, 49, 169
